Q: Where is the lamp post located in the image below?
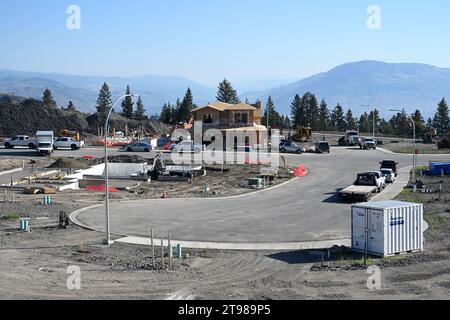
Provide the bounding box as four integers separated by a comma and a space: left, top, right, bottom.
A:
103, 93, 139, 245
390, 109, 416, 184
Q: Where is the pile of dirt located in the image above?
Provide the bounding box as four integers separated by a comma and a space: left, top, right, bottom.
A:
0, 158, 23, 171
0, 99, 88, 137
106, 155, 150, 163
0, 96, 170, 137
47, 157, 94, 170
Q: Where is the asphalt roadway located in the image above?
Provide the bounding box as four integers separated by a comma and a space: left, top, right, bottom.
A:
63, 146, 449, 246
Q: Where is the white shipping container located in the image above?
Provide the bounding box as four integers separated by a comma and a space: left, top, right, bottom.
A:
351, 201, 424, 257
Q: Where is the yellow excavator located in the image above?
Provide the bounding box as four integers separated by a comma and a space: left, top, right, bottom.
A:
291, 126, 312, 142
59, 129, 81, 141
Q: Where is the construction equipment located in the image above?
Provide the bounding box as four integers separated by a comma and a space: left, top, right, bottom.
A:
59, 129, 81, 142
423, 128, 437, 144
291, 126, 312, 142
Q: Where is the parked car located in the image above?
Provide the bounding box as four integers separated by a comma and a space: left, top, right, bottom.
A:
380, 168, 396, 183
124, 142, 153, 152
315, 141, 330, 153
279, 140, 305, 154
54, 137, 85, 150
171, 140, 205, 153
4, 135, 36, 149
359, 137, 377, 150
380, 160, 399, 177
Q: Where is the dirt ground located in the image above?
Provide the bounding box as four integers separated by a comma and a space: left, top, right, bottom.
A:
0, 159, 448, 300
0, 158, 25, 171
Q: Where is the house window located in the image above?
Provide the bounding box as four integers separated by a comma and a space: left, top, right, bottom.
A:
204, 114, 213, 124
234, 112, 249, 124
241, 113, 248, 124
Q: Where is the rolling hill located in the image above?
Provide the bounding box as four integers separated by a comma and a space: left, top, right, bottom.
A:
241, 61, 450, 118
0, 69, 216, 114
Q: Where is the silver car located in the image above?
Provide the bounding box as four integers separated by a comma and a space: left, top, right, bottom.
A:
279, 140, 305, 154
125, 142, 153, 152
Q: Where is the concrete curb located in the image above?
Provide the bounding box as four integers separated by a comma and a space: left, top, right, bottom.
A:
114, 236, 351, 251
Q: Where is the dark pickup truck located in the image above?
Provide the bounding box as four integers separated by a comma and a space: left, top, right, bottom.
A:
380, 160, 399, 177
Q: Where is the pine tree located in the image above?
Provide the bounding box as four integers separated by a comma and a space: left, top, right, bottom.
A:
302, 92, 319, 130
160, 102, 173, 124
331, 104, 346, 131
121, 85, 134, 118
42, 88, 57, 108
134, 97, 146, 120
411, 109, 425, 138
177, 87, 195, 123
345, 108, 356, 130
96, 82, 112, 121
262, 96, 281, 127
290, 94, 303, 128
67, 101, 75, 111
318, 99, 330, 131
216, 79, 240, 104
389, 109, 410, 137
358, 113, 370, 133
433, 98, 450, 137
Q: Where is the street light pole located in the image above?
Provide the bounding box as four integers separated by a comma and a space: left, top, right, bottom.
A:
389, 109, 416, 185
103, 93, 139, 245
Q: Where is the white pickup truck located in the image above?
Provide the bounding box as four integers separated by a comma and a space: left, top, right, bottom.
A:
4, 135, 36, 149
53, 137, 85, 150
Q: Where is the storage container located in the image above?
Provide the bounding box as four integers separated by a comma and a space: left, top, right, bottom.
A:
351, 201, 423, 257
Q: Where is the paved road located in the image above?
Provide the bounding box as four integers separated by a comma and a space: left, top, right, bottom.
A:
71, 147, 449, 244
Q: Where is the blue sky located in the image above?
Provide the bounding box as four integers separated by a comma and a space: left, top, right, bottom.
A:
0, 0, 449, 86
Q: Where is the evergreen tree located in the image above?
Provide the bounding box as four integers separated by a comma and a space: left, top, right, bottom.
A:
134, 97, 146, 120
160, 102, 173, 124
67, 101, 75, 111
173, 98, 182, 123
290, 94, 303, 127
262, 96, 281, 127
358, 112, 370, 133
379, 119, 395, 135
331, 104, 346, 131
411, 109, 425, 138
389, 109, 410, 137
433, 98, 450, 137
345, 108, 357, 130
216, 79, 240, 104
121, 85, 134, 118
368, 109, 381, 135
96, 82, 112, 120
42, 88, 57, 108
302, 92, 319, 130
177, 87, 195, 123
318, 99, 330, 131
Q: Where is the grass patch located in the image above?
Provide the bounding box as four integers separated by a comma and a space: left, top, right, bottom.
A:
2, 212, 20, 220
424, 214, 450, 242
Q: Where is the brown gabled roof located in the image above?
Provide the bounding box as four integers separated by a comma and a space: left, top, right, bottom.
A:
192, 102, 257, 112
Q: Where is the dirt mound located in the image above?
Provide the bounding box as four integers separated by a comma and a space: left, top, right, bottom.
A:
0, 96, 169, 137
0, 159, 24, 171
48, 158, 94, 170
106, 155, 149, 163
0, 99, 88, 137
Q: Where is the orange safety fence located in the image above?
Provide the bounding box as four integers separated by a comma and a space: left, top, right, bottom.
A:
86, 184, 119, 193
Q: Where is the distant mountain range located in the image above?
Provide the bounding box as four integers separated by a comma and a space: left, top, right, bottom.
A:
241, 61, 450, 118
1, 61, 450, 117
0, 69, 216, 114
